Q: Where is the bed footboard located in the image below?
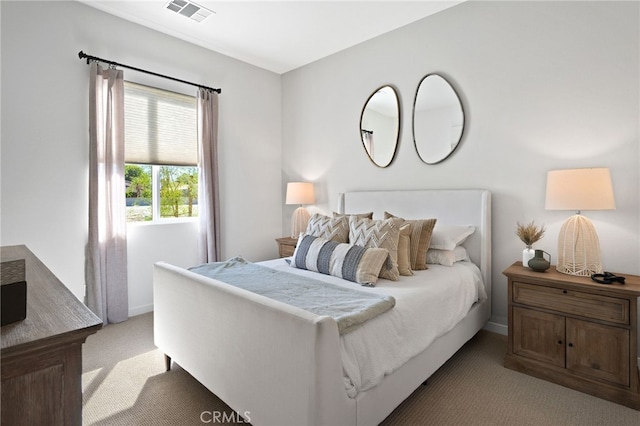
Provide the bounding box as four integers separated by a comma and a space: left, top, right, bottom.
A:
153, 262, 355, 426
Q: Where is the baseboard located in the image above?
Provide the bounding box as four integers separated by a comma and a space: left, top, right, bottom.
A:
129, 303, 153, 317
483, 321, 507, 336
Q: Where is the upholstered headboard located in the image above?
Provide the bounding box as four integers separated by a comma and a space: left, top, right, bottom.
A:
338, 189, 492, 294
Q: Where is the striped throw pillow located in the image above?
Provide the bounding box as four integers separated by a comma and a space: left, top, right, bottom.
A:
290, 234, 389, 286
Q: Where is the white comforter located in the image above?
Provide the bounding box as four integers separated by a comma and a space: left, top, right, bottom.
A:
259, 258, 486, 397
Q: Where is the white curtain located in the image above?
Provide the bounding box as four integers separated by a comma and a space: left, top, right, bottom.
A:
86, 62, 129, 324
197, 89, 221, 263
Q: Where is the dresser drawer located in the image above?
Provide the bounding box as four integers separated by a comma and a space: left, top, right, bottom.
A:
513, 282, 629, 325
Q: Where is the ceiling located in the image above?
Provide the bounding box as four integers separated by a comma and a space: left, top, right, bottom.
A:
78, 1, 464, 74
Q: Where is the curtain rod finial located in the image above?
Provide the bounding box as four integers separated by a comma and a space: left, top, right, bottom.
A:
78, 51, 90, 64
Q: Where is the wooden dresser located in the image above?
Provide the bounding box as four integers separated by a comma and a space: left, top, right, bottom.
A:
504, 262, 640, 409
1, 245, 102, 425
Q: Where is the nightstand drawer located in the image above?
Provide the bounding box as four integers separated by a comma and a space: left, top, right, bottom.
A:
513, 282, 629, 325
279, 244, 295, 257
275, 237, 297, 258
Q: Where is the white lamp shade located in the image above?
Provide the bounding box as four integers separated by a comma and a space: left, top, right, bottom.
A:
545, 168, 615, 211
286, 182, 315, 205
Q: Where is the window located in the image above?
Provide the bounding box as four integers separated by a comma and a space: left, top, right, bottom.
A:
124, 82, 198, 223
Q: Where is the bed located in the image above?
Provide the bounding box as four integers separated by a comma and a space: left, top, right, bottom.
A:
153, 189, 492, 425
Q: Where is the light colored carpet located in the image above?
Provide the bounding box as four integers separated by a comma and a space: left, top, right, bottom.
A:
82, 313, 640, 425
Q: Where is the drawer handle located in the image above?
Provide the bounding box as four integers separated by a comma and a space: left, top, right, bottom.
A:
562, 290, 568, 294
557, 340, 562, 345
568, 343, 574, 348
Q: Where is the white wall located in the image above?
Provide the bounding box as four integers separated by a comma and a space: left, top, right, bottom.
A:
0, 1, 282, 315
126, 222, 199, 315
282, 1, 640, 330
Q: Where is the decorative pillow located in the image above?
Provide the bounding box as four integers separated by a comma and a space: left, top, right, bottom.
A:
290, 234, 389, 286
385, 212, 437, 271
397, 223, 413, 276
429, 225, 475, 251
333, 211, 374, 219
349, 216, 401, 281
426, 246, 470, 267
305, 213, 349, 243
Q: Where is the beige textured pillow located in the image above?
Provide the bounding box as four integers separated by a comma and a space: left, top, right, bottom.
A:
385, 212, 437, 270
305, 214, 349, 243
349, 216, 401, 281
397, 223, 413, 276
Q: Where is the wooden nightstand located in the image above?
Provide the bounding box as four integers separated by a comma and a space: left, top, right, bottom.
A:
275, 237, 297, 258
503, 262, 640, 409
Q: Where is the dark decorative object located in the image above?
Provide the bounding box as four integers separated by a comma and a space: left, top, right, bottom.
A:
528, 249, 551, 272
1, 259, 26, 326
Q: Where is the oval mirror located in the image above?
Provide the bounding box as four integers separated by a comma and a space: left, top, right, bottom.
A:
413, 74, 465, 164
359, 85, 400, 168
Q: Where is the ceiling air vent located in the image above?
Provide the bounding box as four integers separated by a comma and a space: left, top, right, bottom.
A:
165, 0, 214, 23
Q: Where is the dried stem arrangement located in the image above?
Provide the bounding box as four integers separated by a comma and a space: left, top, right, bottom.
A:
516, 221, 545, 246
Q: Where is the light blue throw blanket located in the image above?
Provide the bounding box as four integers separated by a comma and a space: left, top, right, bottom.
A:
189, 257, 395, 334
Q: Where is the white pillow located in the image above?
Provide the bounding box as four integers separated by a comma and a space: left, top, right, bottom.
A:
429, 225, 475, 251
426, 246, 470, 267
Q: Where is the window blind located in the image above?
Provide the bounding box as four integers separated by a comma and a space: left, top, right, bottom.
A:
124, 81, 197, 166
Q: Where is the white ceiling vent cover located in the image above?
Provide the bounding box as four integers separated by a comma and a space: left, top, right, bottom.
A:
165, 0, 214, 23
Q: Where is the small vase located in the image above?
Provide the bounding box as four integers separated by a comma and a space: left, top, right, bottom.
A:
528, 249, 551, 272
522, 246, 535, 268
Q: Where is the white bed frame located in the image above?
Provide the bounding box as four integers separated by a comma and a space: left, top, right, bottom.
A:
154, 189, 491, 425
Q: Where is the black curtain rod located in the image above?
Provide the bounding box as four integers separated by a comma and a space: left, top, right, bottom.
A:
78, 51, 221, 94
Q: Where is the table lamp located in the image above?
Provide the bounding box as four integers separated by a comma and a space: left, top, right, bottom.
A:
545, 168, 615, 276
286, 182, 315, 238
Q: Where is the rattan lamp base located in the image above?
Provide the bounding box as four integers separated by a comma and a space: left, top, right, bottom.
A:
556, 214, 603, 276
290, 206, 310, 238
